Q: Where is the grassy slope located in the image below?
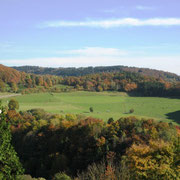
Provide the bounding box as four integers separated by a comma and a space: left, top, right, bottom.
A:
1, 91, 180, 124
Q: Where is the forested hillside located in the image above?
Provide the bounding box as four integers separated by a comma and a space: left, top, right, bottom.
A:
1, 64, 180, 97
13, 65, 180, 82
62, 72, 180, 96
0, 64, 63, 93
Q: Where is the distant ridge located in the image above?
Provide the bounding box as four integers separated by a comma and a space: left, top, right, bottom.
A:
13, 65, 180, 82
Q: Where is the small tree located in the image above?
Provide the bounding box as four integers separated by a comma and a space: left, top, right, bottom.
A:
129, 108, 134, 114
89, 107, 94, 113
8, 99, 19, 110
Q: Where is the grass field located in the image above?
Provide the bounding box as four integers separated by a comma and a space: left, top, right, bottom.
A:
1, 91, 180, 125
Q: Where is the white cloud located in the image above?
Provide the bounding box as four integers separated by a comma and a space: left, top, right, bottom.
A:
1, 47, 179, 75
136, 6, 155, 11
101, 9, 117, 13
1, 55, 180, 75
39, 18, 180, 28
57, 47, 128, 57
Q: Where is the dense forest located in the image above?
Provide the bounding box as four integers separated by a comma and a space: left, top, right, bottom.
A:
0, 100, 179, 179
13, 65, 180, 82
0, 64, 180, 97
62, 72, 180, 96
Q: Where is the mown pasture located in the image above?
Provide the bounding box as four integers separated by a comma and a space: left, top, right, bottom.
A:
1, 91, 180, 124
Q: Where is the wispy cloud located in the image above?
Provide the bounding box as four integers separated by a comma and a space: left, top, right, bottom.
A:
39, 18, 180, 28
57, 47, 128, 57
136, 6, 155, 11
1, 46, 180, 74
101, 9, 117, 14
2, 55, 180, 75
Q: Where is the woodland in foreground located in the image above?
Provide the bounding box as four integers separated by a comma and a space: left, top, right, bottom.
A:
0, 99, 179, 179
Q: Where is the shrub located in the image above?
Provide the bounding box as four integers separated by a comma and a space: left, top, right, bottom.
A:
129, 108, 134, 114
28, 108, 46, 120
77, 161, 130, 180
107, 117, 114, 124
89, 107, 94, 113
53, 172, 71, 180
17, 175, 46, 180
8, 98, 19, 110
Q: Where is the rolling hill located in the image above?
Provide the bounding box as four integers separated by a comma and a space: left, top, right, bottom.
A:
13, 65, 180, 82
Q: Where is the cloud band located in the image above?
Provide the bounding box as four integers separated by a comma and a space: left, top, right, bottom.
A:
40, 18, 180, 28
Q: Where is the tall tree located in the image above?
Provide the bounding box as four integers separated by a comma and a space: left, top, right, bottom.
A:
0, 103, 24, 179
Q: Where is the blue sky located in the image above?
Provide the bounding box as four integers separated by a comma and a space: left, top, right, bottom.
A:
0, 0, 180, 74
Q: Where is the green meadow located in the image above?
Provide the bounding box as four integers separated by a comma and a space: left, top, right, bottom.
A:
1, 91, 180, 124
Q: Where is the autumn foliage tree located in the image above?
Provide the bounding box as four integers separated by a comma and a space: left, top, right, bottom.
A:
8, 99, 19, 110
122, 140, 179, 179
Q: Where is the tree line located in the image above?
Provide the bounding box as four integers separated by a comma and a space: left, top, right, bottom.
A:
13, 65, 180, 82
62, 72, 180, 97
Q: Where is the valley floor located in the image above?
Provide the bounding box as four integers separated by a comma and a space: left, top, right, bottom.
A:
1, 91, 180, 125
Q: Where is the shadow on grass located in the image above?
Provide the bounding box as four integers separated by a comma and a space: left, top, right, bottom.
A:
165, 111, 180, 125
126, 92, 180, 99
83, 111, 90, 113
